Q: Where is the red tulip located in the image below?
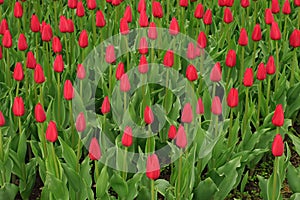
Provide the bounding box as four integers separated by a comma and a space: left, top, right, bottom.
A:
139, 10, 149, 27
87, 0, 97, 10
186, 65, 198, 81
105, 45, 116, 64
271, 0, 280, 14
76, 1, 85, 17
196, 98, 204, 115
266, 56, 276, 75
223, 7, 233, 24
3, 30, 12, 48
53, 54, 64, 73
144, 106, 154, 125
67, 19, 74, 33
120, 74, 131, 92
120, 18, 129, 35
124, 6, 132, 22
35, 103, 46, 123
210, 62, 222, 82
272, 104, 284, 127
51, 36, 62, 53
169, 17, 180, 36
203, 9, 212, 25
186, 42, 196, 60
12, 97, 25, 117
41, 24, 53, 42
290, 29, 300, 48
211, 96, 222, 115
197, 32, 207, 48
179, 0, 188, 7
138, 0, 146, 13
218, 0, 226, 6
122, 126, 133, 147
0, 19, 8, 35
0, 0, 3, 5
101, 96, 111, 114
295, 0, 300, 6
111, 0, 121, 6
238, 28, 248, 46
241, 0, 250, 8
181, 103, 193, 123
252, 24, 262, 41
13, 62, 24, 81
34, 64, 45, 84
176, 125, 187, 148
138, 55, 149, 74
59, 16, 68, 33
30, 14, 40, 32
146, 154, 160, 180
272, 134, 284, 157
18, 34, 28, 51
194, 4, 204, 19
148, 22, 157, 40
163, 50, 174, 67
46, 121, 58, 143
225, 49, 236, 67
282, 0, 291, 14
270, 22, 281, 40
138, 37, 148, 55
76, 112, 86, 132
89, 137, 101, 160
0, 111, 5, 126
168, 125, 177, 140
152, 1, 163, 18
64, 80, 74, 100
116, 62, 125, 80
243, 68, 253, 87
227, 88, 239, 108
68, 0, 78, 9
77, 64, 86, 80
78, 30, 88, 48
96, 10, 106, 27
14, 2, 23, 18
265, 9, 274, 25
257, 63, 267, 80
225, 0, 234, 7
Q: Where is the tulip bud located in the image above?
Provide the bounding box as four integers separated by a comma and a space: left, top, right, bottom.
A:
0, 111, 5, 126
227, 88, 239, 108
186, 42, 196, 60
124, 6, 132, 22
196, 98, 204, 115
210, 62, 222, 82
243, 68, 253, 87
138, 0, 146, 13
89, 137, 101, 160
116, 62, 125, 80
295, 0, 300, 6
76, 112, 86, 132
252, 24, 262, 41
272, 134, 284, 157
46, 121, 58, 143
289, 29, 300, 48
34, 64, 45, 84
148, 22, 157, 40
241, 0, 250, 8
271, 0, 280, 14
0, 19, 8, 35
266, 56, 276, 75
179, 0, 188, 7
203, 9, 212, 25
146, 154, 160, 180
87, 0, 97, 10
105, 45, 116, 64
14, 2, 23, 18
181, 103, 193, 123
96, 10, 106, 27
138, 55, 149, 74
194, 4, 204, 19
77, 64, 86, 80
152, 1, 163, 18
144, 106, 154, 125
223, 7, 233, 24
168, 125, 177, 140
257, 63, 267, 80
101, 96, 111, 114
64, 80, 74, 100
120, 74, 131, 92
197, 32, 207, 49
225, 49, 236, 67
30, 14, 40, 32
218, 0, 226, 6
270, 22, 281, 40
3, 30, 12, 48
68, 0, 78, 9
238, 28, 248, 46
13, 62, 24, 81
139, 10, 149, 27
176, 125, 187, 148
265, 9, 274, 25
35, 103, 46, 123
18, 34, 28, 51
59, 16, 68, 33
122, 126, 133, 147
78, 30, 88, 48
186, 65, 198, 81
53, 54, 64, 73
76, 1, 85, 17
163, 50, 174, 67
211, 96, 222, 115
12, 97, 25, 117
111, 0, 121, 6
282, 0, 291, 14
120, 18, 129, 35
41, 24, 53, 42
169, 17, 180, 36
272, 104, 284, 127
52, 36, 62, 53
225, 0, 234, 7
138, 37, 148, 54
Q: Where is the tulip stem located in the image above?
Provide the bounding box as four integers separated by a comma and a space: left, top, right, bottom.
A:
95, 160, 99, 180
40, 123, 47, 158
57, 73, 61, 125
64, 34, 70, 74
283, 16, 287, 41
275, 41, 279, 90
40, 84, 44, 106
122, 147, 128, 180
252, 42, 257, 69
76, 137, 81, 172
257, 81, 262, 128
147, 125, 151, 154
109, 64, 112, 96
18, 117, 22, 135
266, 76, 271, 115
16, 82, 20, 97
6, 48, 11, 87
151, 179, 155, 200
242, 87, 249, 140
167, 0, 170, 22
240, 46, 245, 85
164, 69, 170, 113
291, 48, 297, 87
227, 109, 234, 147
272, 157, 278, 200
177, 151, 182, 200
35, 33, 39, 61
0, 129, 5, 185
253, 1, 257, 23
225, 68, 232, 92
69, 101, 75, 147
298, 7, 300, 29
91, 10, 97, 44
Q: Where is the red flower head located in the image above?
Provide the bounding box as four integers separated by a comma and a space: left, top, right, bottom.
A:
197, 31, 207, 49
270, 22, 281, 40
34, 64, 45, 84
210, 62, 222, 82
53, 54, 64, 73
186, 64, 198, 82
138, 55, 149, 74
77, 64, 86, 80
67, 19, 74, 33
238, 28, 248, 46
271, 0, 280, 14
243, 68, 253, 87
272, 134, 284, 157
120, 18, 129, 35
186, 42, 196, 60
13, 97, 25, 117
146, 154, 160, 180
227, 88, 239, 108
168, 125, 177, 140
138, 37, 148, 55
179, 0, 188, 7
87, 0, 97, 10
111, 0, 121, 6
225, 0, 234, 7
116, 62, 125, 80
211, 96, 222, 115
218, 0, 226, 6
252, 24, 262, 41
225, 49, 236, 67
181, 102, 193, 123
122, 126, 133, 147
14, 2, 23, 18
257, 63, 267, 80
13, 62, 24, 82
59, 16, 68, 33
203, 9, 212, 25
64, 80, 74, 100
290, 29, 300, 48
196, 98, 204, 115
0, 19, 8, 35
120, 73, 130, 92
18, 34, 28, 51
282, 0, 291, 14
148, 22, 157, 40
124, 6, 132, 22
176, 125, 187, 148
163, 50, 174, 67
79, 30, 88, 48
96, 10, 106, 27
52, 36, 62, 53
76, 112, 86, 132
139, 10, 149, 27
101, 96, 111, 114
265, 9, 274, 25
295, 0, 300, 6
41, 24, 53, 42
194, 4, 204, 19
35, 103, 46, 123
46, 121, 58, 143
241, 0, 250, 8
3, 30, 12, 48
68, 0, 78, 9
89, 137, 101, 160
152, 1, 163, 18
0, 111, 5, 127
266, 56, 276, 75
223, 7, 233, 24
138, 0, 146, 13
272, 104, 284, 127
144, 106, 154, 125
105, 45, 116, 64
30, 14, 40, 32
76, 1, 85, 17
169, 17, 180, 36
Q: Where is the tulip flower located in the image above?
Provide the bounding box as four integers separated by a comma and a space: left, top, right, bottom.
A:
116, 62, 125, 80
14, 2, 23, 18
225, 0, 234, 7
272, 134, 284, 157
270, 22, 281, 40
218, 0, 226, 7
290, 29, 300, 48
265, 9, 274, 25
282, 0, 291, 14
252, 24, 262, 42
163, 50, 174, 67
64, 80, 74, 100
13, 97, 25, 117
243, 68, 253, 87
123, 6, 132, 22
138, 37, 148, 55
34, 64, 45, 84
227, 88, 239, 108
3, 30, 12, 48
152, 1, 163, 18
138, 55, 149, 74
13, 62, 24, 82
169, 17, 180, 36
225, 49, 236, 68
238, 28, 248, 46
30, 14, 40, 32
101, 96, 111, 114
78, 30, 88, 48
272, 104, 284, 127
295, 0, 300, 6
223, 7, 233, 24
76, 1, 85, 17
176, 125, 187, 148
120, 18, 129, 35
0, 19, 8, 36
68, 0, 78, 9
210, 62, 222, 82
87, 0, 97, 10
52, 37, 62, 53
194, 4, 204, 19
35, 103, 46, 123
77, 64, 86, 80
211, 96, 222, 115
53, 54, 64, 73
96, 10, 106, 27
203, 9, 212, 25
181, 103, 193, 123
41, 24, 53, 42
186, 43, 196, 60
75, 112, 86, 132
46, 121, 58, 143
271, 0, 280, 14
168, 125, 177, 140
139, 10, 149, 27
196, 98, 204, 115
59, 16, 68, 33
138, 0, 146, 13
89, 137, 101, 160
146, 154, 160, 180
257, 63, 266, 81
122, 126, 133, 147
186, 65, 198, 82
266, 56, 276, 75
241, 0, 250, 8
148, 22, 157, 40
179, 0, 188, 7
120, 74, 131, 92
105, 45, 116, 64
197, 32, 207, 49
144, 106, 154, 125
0, 111, 5, 127
18, 34, 28, 51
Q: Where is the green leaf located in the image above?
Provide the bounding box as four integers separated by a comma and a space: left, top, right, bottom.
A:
127, 174, 142, 200
0, 183, 18, 200
288, 132, 300, 156
61, 164, 83, 192
110, 172, 128, 198
45, 172, 69, 200
59, 137, 77, 170
155, 179, 171, 197
287, 164, 300, 193
96, 166, 109, 198
193, 178, 218, 200
17, 132, 27, 162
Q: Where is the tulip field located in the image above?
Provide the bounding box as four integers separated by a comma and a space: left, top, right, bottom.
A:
1, 0, 300, 199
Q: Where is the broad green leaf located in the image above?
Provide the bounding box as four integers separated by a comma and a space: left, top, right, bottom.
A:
0, 183, 18, 200
193, 177, 218, 200
110, 172, 128, 198
45, 172, 69, 200
96, 166, 109, 198
59, 137, 78, 170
